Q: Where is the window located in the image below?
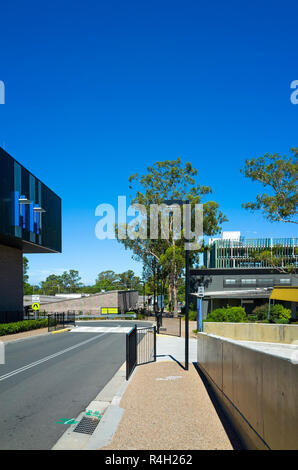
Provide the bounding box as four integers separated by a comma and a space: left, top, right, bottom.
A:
223, 279, 238, 287
241, 279, 256, 285
257, 278, 274, 286
279, 278, 291, 284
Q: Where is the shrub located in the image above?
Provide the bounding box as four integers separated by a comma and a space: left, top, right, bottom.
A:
205, 306, 247, 323
136, 313, 145, 320
274, 318, 290, 324
188, 310, 197, 321
247, 314, 258, 322
271, 304, 291, 323
181, 310, 197, 321
252, 303, 291, 323
252, 304, 268, 321
0, 319, 48, 336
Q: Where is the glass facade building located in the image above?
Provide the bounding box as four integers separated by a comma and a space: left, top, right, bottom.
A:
204, 236, 298, 269
0, 147, 61, 253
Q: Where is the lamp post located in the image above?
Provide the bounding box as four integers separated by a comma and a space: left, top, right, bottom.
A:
143, 280, 146, 311
184, 200, 190, 371
163, 199, 190, 371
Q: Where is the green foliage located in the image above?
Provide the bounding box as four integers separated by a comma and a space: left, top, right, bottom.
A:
23, 256, 29, 284
205, 306, 248, 323
252, 304, 268, 321
39, 270, 83, 295
25, 268, 143, 296
247, 314, 258, 322
136, 313, 145, 320
118, 158, 227, 316
23, 256, 35, 295
271, 304, 291, 322
252, 303, 291, 323
0, 319, 48, 336
241, 149, 298, 225
184, 310, 197, 321
250, 245, 297, 272
93, 270, 142, 293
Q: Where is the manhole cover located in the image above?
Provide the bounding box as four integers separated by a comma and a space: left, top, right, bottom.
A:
73, 416, 100, 435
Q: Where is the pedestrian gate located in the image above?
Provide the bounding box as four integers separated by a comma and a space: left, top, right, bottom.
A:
48, 312, 76, 332
126, 325, 156, 380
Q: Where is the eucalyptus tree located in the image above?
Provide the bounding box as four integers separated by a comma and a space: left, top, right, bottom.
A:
117, 158, 226, 316
241, 148, 298, 225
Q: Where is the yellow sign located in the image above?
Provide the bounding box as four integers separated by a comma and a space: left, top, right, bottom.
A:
101, 307, 119, 314
32, 303, 40, 311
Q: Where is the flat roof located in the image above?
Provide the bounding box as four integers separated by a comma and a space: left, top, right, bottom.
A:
191, 288, 271, 299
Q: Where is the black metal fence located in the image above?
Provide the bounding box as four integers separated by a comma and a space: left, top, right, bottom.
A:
23, 310, 48, 321
0, 310, 50, 323
126, 326, 137, 380
48, 312, 76, 332
137, 326, 156, 366
126, 325, 156, 380
157, 315, 182, 337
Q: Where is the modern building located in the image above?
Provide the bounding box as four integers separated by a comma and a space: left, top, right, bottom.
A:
0, 147, 61, 322
191, 232, 298, 318
204, 231, 298, 269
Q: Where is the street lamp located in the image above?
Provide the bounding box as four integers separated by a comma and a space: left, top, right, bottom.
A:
142, 280, 146, 312
163, 199, 190, 370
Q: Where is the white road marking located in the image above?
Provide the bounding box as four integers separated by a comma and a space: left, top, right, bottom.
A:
0, 334, 106, 383
71, 326, 132, 334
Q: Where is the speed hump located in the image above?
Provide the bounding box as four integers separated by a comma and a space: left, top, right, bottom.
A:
32, 303, 40, 311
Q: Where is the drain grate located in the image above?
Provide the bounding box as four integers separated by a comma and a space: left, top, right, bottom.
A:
73, 416, 100, 435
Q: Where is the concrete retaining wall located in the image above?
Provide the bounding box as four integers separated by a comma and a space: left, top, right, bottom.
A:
203, 322, 298, 344
197, 332, 298, 449
41, 290, 138, 314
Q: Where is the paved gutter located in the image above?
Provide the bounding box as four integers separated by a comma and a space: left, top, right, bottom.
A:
52, 361, 133, 450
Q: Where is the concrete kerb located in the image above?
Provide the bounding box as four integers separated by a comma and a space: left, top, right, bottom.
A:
52, 360, 137, 450
51, 328, 71, 334
53, 325, 193, 450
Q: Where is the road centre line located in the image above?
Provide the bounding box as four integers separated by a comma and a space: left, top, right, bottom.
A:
0, 333, 107, 383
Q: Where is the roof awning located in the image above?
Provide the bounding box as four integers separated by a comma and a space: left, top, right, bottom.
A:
191, 288, 271, 299
270, 287, 298, 302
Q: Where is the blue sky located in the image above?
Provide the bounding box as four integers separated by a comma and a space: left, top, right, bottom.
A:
0, 0, 297, 285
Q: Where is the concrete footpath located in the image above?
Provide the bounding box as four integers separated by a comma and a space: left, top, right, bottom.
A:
100, 336, 240, 450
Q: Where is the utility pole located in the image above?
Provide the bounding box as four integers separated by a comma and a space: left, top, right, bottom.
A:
184, 200, 190, 370
163, 198, 190, 371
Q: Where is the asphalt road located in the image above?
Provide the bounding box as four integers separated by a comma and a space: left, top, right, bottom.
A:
0, 320, 151, 450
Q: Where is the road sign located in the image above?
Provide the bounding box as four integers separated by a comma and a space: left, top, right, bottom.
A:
32, 303, 40, 311
32, 295, 40, 302
197, 286, 204, 297
101, 307, 119, 314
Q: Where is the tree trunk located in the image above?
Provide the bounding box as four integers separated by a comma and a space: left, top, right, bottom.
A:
168, 284, 172, 313
173, 279, 178, 317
